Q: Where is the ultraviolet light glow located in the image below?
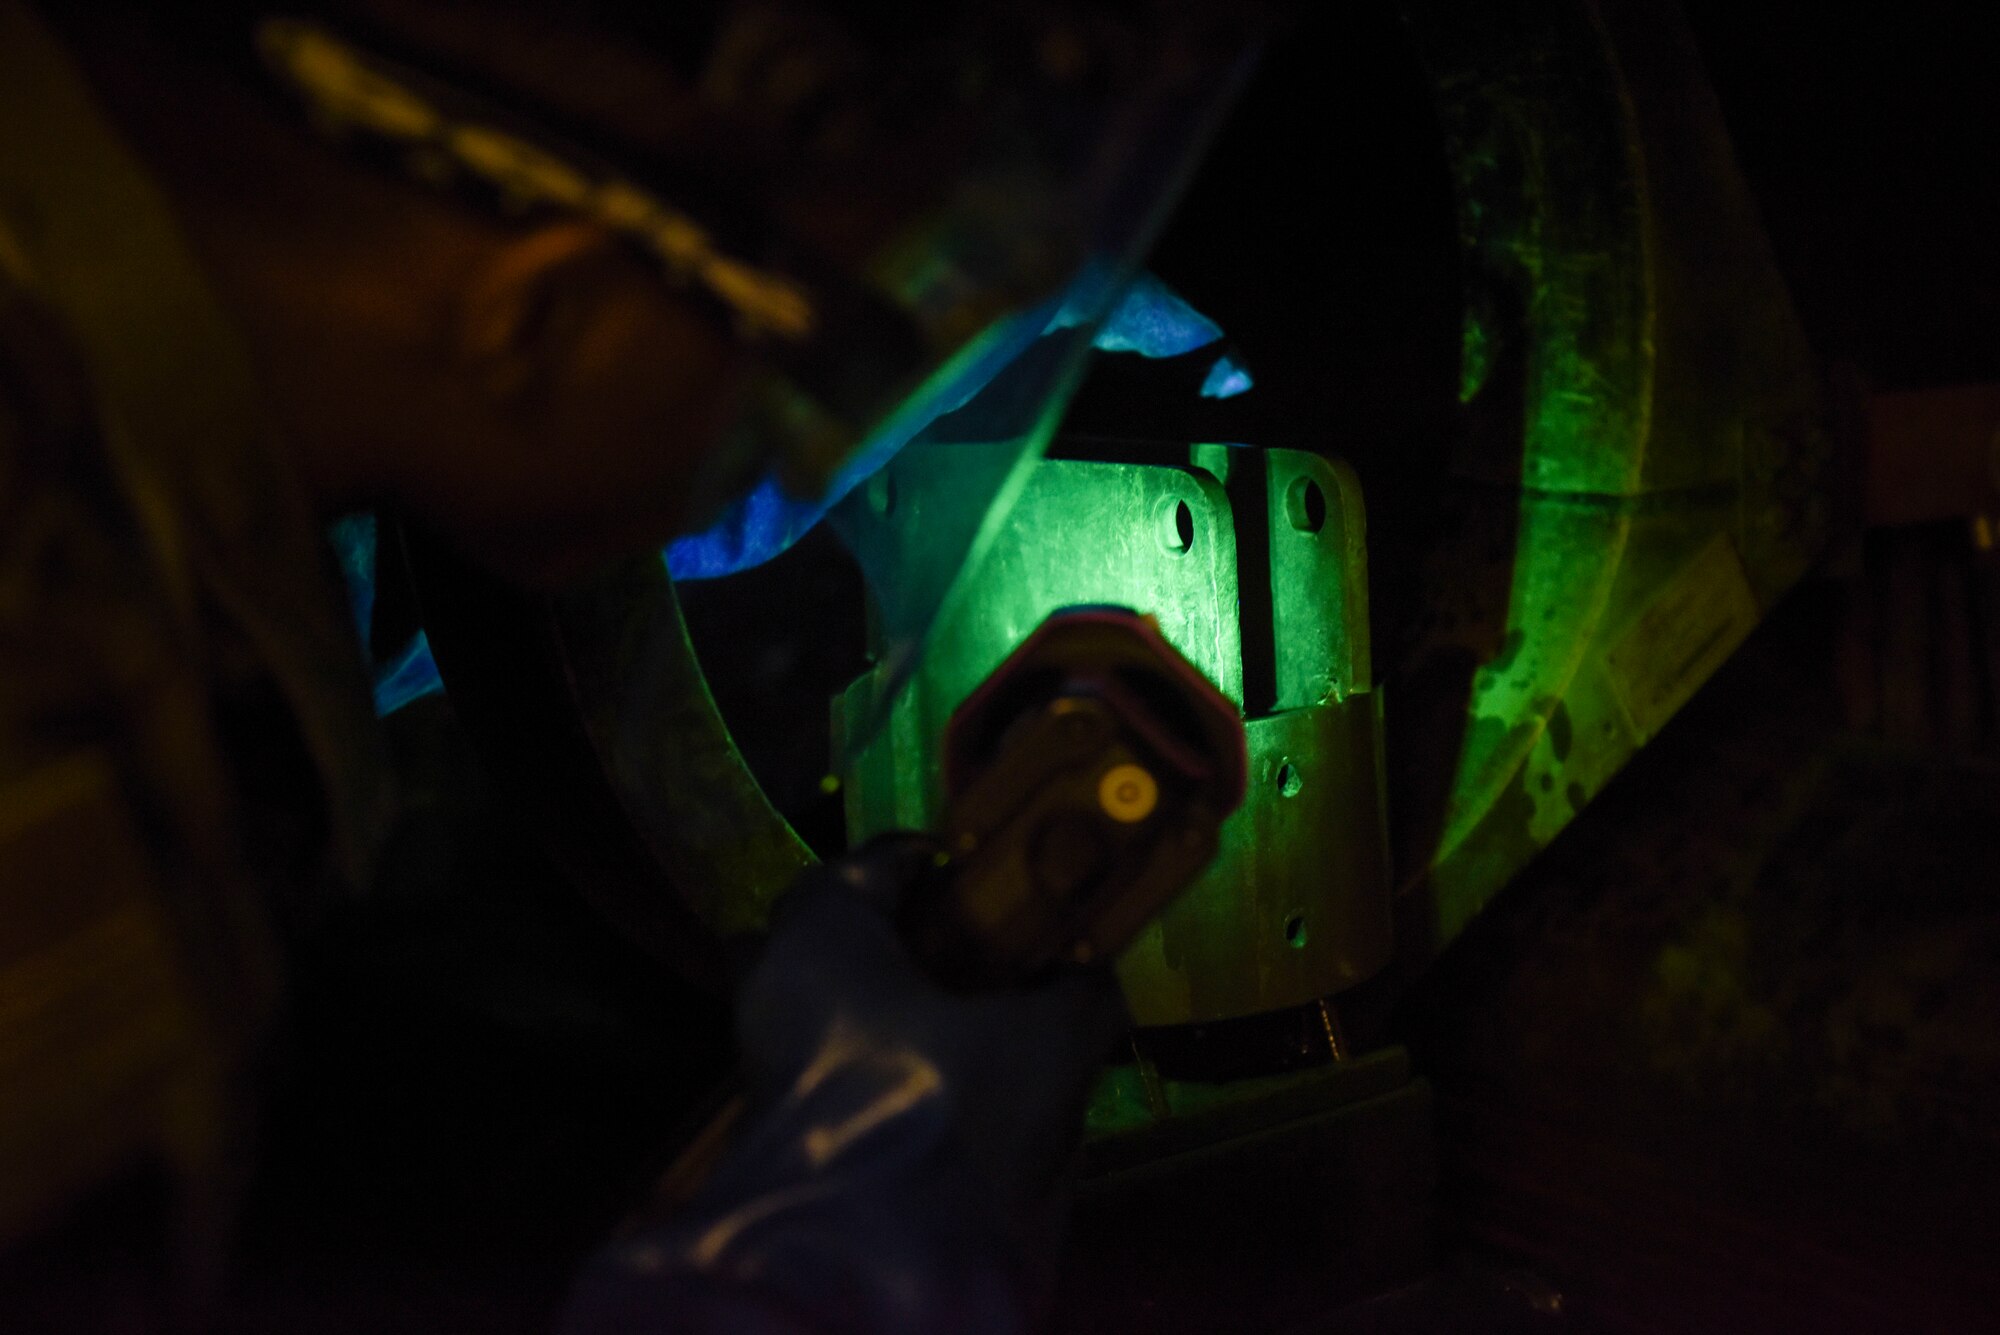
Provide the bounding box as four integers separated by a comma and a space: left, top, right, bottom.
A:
329, 512, 445, 715
667, 273, 1246, 580
335, 274, 1248, 714
1201, 355, 1254, 399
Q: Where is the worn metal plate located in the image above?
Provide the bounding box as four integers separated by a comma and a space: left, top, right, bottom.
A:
840, 447, 1392, 1026
1123, 695, 1391, 1025
1379, 0, 1832, 978
839, 458, 1240, 834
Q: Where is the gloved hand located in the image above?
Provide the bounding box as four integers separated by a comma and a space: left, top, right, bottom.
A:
562, 837, 1131, 1335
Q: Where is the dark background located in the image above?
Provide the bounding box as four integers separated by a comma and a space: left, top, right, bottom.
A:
14, 4, 1992, 1330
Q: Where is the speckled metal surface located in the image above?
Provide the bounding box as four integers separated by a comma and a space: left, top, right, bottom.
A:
1386, 0, 1831, 964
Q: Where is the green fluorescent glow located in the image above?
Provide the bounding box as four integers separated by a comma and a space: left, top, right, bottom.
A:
839, 447, 1392, 1042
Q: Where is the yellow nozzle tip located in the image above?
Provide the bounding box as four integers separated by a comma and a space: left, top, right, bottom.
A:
1098, 763, 1159, 823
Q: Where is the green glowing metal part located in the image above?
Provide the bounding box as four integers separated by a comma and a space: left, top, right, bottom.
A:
837, 445, 1392, 1028
1388, 0, 1831, 961
829, 322, 1106, 751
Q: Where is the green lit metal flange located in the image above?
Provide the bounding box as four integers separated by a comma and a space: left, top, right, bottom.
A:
1391, 0, 1831, 957
838, 458, 1242, 834
1127, 697, 1390, 1022
839, 446, 1392, 1028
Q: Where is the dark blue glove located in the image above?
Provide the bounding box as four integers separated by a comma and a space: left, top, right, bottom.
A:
562, 837, 1130, 1334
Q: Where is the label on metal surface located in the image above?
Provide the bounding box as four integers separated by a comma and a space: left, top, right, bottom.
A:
1606, 535, 1761, 741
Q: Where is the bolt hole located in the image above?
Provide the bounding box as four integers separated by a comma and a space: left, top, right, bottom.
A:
1277, 761, 1302, 797
1285, 476, 1326, 533
1284, 913, 1308, 949
1159, 497, 1195, 554
867, 471, 896, 516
